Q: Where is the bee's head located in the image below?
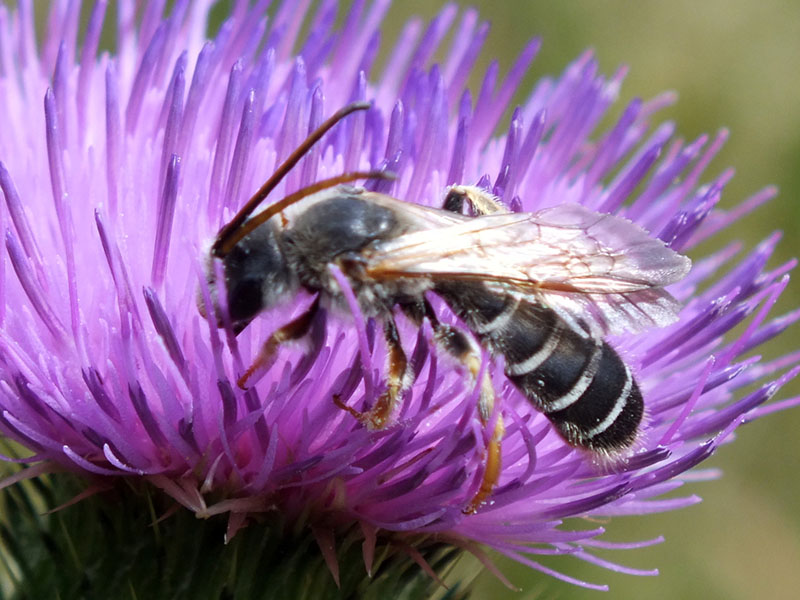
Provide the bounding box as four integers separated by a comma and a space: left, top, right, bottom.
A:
201, 222, 292, 333
197, 103, 376, 332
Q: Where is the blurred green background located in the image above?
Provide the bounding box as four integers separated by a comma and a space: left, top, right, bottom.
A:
374, 1, 800, 599
8, 1, 799, 598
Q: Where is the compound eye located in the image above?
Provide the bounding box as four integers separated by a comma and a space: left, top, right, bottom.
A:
227, 277, 265, 325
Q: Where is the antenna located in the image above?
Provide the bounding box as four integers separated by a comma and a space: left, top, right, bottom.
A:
212, 101, 371, 257
214, 170, 395, 256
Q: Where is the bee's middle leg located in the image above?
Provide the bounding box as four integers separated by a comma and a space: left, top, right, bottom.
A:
334, 316, 408, 429
443, 185, 509, 216
406, 300, 504, 513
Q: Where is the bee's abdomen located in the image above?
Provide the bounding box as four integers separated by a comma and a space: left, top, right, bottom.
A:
435, 282, 643, 452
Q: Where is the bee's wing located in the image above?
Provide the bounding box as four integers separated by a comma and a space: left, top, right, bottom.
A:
367, 203, 691, 336
360, 191, 469, 227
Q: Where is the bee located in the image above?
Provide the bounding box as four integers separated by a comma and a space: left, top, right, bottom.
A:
203, 103, 691, 511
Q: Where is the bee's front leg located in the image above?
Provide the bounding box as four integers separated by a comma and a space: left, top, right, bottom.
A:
334, 316, 408, 429
237, 296, 321, 388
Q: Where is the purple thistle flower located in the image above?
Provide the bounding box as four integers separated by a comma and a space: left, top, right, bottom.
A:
0, 1, 798, 593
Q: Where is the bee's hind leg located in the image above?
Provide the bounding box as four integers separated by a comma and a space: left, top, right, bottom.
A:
443, 185, 510, 216
334, 316, 408, 429
237, 296, 321, 388
407, 299, 504, 513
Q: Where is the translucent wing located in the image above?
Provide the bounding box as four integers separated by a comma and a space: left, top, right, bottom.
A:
366, 203, 691, 335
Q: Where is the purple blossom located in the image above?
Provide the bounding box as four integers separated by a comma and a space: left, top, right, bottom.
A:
0, 1, 798, 592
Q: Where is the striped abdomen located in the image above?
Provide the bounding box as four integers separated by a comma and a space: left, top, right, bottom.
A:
435, 282, 643, 453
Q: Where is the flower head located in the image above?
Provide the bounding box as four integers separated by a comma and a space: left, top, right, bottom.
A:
0, 1, 798, 594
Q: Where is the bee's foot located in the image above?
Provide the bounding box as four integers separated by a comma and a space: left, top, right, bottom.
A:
333, 393, 392, 430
